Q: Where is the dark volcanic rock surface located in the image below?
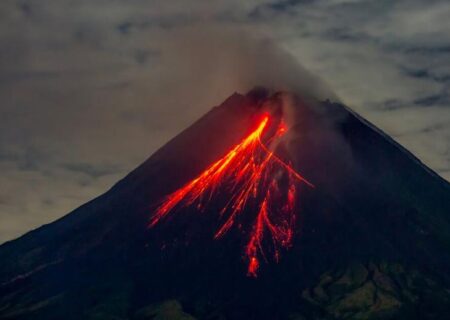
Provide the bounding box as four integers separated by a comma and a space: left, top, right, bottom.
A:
0, 90, 449, 320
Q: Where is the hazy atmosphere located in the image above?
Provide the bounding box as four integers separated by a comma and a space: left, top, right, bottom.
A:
1, 0, 449, 243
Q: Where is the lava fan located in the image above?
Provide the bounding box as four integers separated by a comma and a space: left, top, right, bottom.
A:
149, 113, 314, 277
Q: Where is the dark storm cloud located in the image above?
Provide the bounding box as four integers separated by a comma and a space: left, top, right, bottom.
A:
62, 163, 122, 179
117, 22, 133, 35
321, 28, 361, 42
375, 99, 406, 111
404, 46, 450, 55
414, 94, 450, 107
248, 0, 313, 18
0, 0, 449, 243
401, 67, 450, 84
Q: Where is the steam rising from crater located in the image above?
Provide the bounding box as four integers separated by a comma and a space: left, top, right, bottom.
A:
155, 25, 339, 112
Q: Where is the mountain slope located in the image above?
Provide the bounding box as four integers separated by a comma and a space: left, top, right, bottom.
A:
0, 89, 449, 320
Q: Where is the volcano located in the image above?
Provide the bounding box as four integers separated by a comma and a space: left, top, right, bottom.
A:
0, 88, 449, 320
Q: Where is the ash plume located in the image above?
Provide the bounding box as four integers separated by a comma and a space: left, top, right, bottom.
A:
154, 24, 339, 112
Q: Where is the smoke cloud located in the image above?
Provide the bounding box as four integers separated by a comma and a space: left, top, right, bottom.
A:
154, 25, 338, 110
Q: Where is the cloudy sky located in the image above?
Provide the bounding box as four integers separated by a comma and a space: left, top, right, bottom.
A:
0, 0, 449, 243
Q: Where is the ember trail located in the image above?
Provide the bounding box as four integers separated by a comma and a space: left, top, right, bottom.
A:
150, 114, 313, 277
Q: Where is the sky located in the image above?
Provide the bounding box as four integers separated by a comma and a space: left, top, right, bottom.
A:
0, 0, 449, 243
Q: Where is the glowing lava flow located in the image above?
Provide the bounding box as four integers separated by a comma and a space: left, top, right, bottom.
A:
149, 114, 313, 277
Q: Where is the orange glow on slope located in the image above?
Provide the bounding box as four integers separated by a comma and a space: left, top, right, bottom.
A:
149, 114, 313, 277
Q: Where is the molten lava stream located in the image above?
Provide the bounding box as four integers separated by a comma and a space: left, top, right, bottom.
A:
149, 114, 313, 277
